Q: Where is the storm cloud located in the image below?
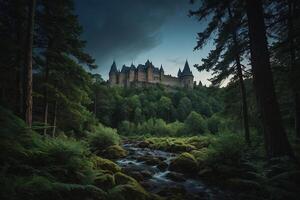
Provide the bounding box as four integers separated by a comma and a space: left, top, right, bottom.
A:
74, 0, 187, 71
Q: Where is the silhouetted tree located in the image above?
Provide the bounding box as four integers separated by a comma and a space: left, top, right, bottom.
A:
245, 0, 293, 157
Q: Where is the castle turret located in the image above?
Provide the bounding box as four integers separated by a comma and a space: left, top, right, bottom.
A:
146, 60, 154, 82
109, 61, 118, 85
159, 65, 164, 81
177, 69, 182, 77
181, 60, 194, 88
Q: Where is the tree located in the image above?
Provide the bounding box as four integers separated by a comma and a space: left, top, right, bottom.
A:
24, 0, 36, 127
245, 0, 293, 157
267, 0, 300, 139
36, 0, 96, 134
177, 97, 192, 121
190, 0, 251, 144
184, 111, 207, 135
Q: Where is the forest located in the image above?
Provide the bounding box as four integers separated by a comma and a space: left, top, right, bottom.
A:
0, 0, 300, 200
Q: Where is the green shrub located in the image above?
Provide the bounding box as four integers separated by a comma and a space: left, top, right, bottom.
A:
207, 115, 221, 134
87, 124, 120, 152
184, 111, 207, 135
207, 133, 246, 165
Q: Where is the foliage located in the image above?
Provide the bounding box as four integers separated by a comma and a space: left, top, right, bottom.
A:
87, 124, 120, 153
184, 111, 207, 135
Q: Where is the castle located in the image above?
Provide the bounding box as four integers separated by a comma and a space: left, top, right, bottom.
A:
108, 60, 194, 88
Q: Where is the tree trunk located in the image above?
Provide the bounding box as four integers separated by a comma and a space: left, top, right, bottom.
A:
24, 0, 36, 127
15, 1, 24, 116
245, 0, 293, 158
52, 100, 57, 137
43, 58, 49, 135
227, 6, 251, 145
287, 0, 300, 140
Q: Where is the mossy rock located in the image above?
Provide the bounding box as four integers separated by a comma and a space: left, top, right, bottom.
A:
95, 173, 115, 191
169, 152, 198, 174
167, 143, 195, 153
190, 148, 211, 167
114, 172, 137, 185
110, 172, 150, 200
103, 145, 128, 159
108, 184, 149, 200
92, 156, 121, 173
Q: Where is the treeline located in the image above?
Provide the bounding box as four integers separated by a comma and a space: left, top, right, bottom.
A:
190, 0, 300, 158
93, 85, 222, 127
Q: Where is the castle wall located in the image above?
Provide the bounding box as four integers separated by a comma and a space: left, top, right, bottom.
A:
161, 75, 181, 87
137, 71, 146, 82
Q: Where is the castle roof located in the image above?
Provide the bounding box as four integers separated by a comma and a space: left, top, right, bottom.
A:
109, 61, 118, 74
160, 65, 164, 72
177, 69, 182, 77
121, 65, 130, 73
181, 60, 193, 76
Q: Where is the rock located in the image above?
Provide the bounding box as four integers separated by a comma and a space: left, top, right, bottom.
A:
111, 172, 150, 200
140, 170, 152, 179
198, 168, 213, 177
157, 162, 168, 171
157, 185, 186, 197
108, 184, 149, 200
94, 173, 115, 191
166, 172, 186, 182
138, 141, 150, 148
103, 145, 128, 159
114, 172, 137, 185
169, 152, 198, 174
167, 143, 195, 153
92, 156, 121, 173
126, 171, 144, 181
137, 155, 163, 166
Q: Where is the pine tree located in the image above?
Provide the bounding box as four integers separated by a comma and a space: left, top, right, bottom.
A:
245, 0, 294, 157
36, 0, 96, 134
24, 0, 36, 127
190, 0, 251, 144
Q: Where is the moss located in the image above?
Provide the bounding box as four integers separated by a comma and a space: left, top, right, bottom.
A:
190, 148, 211, 165
103, 145, 128, 159
94, 173, 115, 191
92, 156, 121, 173
114, 172, 137, 185
169, 152, 198, 174
108, 184, 149, 200
110, 172, 150, 200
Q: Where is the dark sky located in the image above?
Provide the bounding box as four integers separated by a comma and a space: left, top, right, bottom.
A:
74, 0, 213, 84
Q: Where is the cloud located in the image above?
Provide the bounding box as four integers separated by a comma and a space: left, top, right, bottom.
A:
74, 0, 186, 72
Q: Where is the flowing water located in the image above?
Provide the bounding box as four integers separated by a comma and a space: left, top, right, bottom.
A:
116, 141, 233, 200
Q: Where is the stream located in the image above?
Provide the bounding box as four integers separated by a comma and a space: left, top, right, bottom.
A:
116, 141, 233, 200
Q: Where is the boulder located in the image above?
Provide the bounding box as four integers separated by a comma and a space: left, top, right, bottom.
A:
166, 172, 186, 182
108, 184, 149, 200
138, 141, 150, 148
92, 156, 121, 173
95, 173, 115, 191
169, 152, 198, 174
157, 162, 168, 171
103, 145, 128, 159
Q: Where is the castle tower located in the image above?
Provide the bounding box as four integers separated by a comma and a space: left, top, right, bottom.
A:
160, 65, 164, 81
109, 61, 118, 86
177, 69, 182, 78
119, 65, 127, 87
181, 60, 194, 88
146, 60, 154, 82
